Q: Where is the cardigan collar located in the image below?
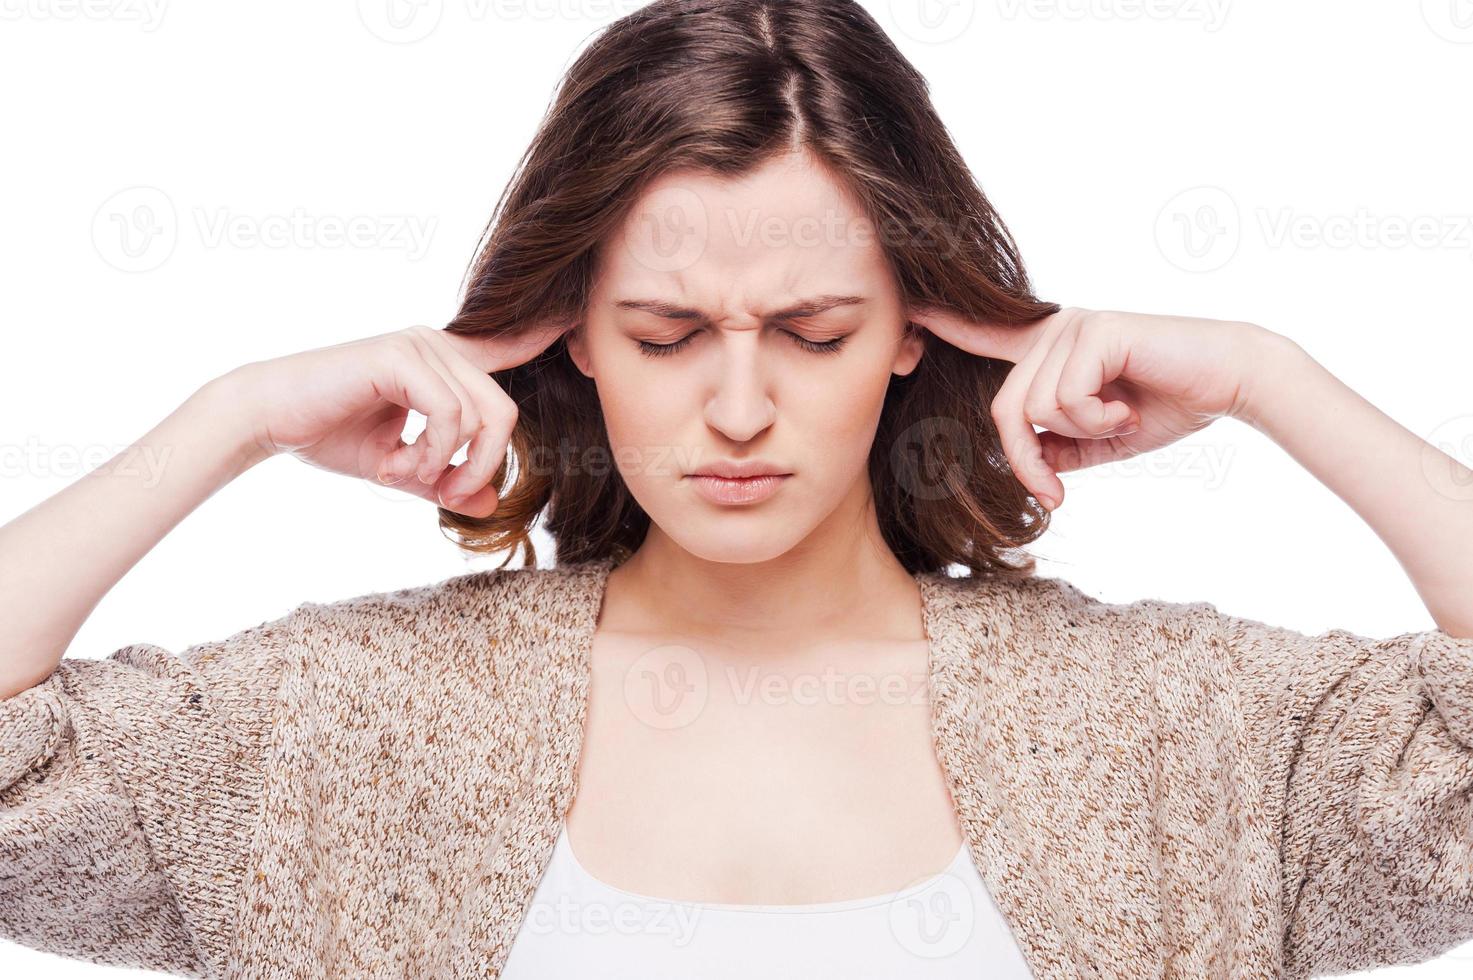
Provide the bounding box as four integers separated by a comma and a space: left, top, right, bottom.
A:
467, 556, 1079, 979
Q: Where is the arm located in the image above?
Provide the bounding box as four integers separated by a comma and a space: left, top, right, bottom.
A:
1208, 604, 1473, 976
0, 323, 554, 972
904, 304, 1473, 973
1219, 331, 1473, 974
0, 373, 303, 974
1234, 329, 1473, 638
0, 374, 269, 699
1, 316, 562, 701
0, 603, 314, 976
907, 303, 1473, 633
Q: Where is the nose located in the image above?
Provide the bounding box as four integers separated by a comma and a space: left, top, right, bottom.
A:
702, 331, 777, 443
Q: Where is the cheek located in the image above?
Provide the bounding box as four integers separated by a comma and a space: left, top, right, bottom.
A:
595, 367, 695, 478
782, 358, 894, 469
818, 383, 888, 447
820, 337, 900, 421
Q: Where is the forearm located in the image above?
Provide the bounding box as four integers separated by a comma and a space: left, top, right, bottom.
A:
1235, 330, 1473, 637
0, 371, 270, 698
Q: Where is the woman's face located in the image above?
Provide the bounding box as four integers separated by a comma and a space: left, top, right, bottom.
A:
566, 148, 924, 564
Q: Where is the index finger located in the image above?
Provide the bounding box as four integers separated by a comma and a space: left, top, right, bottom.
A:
907, 305, 1061, 364
439, 318, 573, 373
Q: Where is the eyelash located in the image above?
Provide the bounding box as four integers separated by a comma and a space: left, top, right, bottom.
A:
637, 331, 849, 358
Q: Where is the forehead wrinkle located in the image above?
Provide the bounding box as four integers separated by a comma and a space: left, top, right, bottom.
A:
612, 292, 867, 325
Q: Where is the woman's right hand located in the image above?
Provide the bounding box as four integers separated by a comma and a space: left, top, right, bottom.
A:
225, 322, 570, 518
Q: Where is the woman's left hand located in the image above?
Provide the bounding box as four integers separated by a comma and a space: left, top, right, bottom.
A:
907, 306, 1282, 511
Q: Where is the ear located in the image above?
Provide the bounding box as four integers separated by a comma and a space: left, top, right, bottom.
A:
565, 321, 593, 377
891, 319, 925, 377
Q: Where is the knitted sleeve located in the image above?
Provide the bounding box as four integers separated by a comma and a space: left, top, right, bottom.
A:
1214, 609, 1473, 976
0, 603, 313, 978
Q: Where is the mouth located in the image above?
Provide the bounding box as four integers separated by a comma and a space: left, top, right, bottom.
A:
684, 470, 792, 505
686, 460, 793, 479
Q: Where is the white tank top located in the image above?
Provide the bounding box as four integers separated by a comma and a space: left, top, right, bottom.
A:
500, 822, 1036, 978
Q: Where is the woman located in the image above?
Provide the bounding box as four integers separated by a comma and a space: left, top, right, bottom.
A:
3, 0, 1471, 977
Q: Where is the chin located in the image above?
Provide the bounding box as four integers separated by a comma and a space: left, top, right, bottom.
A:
656, 512, 813, 566
686, 543, 799, 565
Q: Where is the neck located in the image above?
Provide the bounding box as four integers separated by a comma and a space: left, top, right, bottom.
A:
603, 483, 923, 644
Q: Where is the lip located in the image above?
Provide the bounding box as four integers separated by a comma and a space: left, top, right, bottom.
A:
688, 460, 791, 479
686, 472, 791, 505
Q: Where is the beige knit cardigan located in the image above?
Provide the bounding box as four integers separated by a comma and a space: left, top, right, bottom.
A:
3, 556, 1473, 978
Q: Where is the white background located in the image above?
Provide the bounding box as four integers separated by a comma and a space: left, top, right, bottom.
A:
2, 0, 1472, 976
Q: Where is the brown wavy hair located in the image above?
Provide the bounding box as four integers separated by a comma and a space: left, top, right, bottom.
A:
441, 0, 1059, 577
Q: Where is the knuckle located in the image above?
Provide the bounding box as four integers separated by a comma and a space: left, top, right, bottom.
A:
492, 387, 519, 419
1022, 395, 1053, 420
1056, 389, 1091, 415
435, 397, 464, 427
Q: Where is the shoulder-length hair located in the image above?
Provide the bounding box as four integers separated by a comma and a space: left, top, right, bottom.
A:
442, 0, 1058, 578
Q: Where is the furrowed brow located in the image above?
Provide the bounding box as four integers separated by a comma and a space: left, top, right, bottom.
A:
613, 294, 867, 322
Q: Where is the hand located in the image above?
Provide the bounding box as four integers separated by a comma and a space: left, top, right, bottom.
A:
907, 306, 1275, 510
220, 321, 569, 517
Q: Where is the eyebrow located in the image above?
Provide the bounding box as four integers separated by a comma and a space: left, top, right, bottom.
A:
613, 294, 868, 322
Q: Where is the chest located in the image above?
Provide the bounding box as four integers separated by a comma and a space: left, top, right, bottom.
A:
563, 630, 967, 905
231, 581, 1277, 979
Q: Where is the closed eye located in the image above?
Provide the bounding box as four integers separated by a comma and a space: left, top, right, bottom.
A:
636, 330, 849, 358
